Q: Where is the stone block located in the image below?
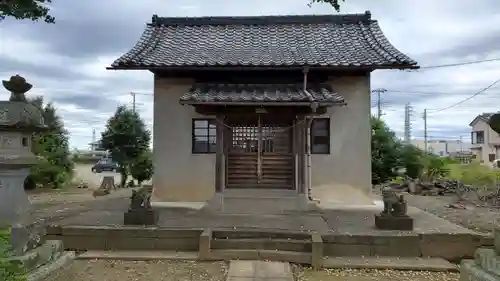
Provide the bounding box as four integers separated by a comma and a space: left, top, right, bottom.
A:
311, 234, 323, 270
322, 234, 372, 245
199, 229, 211, 260
106, 237, 156, 251
62, 236, 106, 251
123, 209, 158, 226
374, 214, 414, 231
460, 259, 499, 281
474, 248, 500, 277
35, 240, 63, 265
154, 238, 199, 251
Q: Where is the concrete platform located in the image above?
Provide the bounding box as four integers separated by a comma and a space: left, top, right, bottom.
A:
227, 260, 293, 281
43, 203, 492, 262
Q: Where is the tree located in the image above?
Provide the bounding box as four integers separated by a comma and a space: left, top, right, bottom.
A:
309, 0, 345, 11
130, 151, 153, 186
400, 144, 424, 179
25, 96, 74, 189
0, 0, 54, 23
371, 117, 403, 184
100, 106, 151, 187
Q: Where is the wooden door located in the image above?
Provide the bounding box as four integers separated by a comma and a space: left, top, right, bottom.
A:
226, 115, 294, 189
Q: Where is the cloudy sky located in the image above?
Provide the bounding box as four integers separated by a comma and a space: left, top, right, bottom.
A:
0, 0, 499, 149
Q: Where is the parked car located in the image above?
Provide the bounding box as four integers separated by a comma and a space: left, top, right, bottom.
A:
91, 159, 118, 173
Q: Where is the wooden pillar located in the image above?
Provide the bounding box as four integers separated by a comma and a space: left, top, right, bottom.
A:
215, 115, 224, 192
297, 116, 307, 194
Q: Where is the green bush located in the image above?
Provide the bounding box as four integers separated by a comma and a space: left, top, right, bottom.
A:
0, 228, 27, 281
130, 152, 153, 186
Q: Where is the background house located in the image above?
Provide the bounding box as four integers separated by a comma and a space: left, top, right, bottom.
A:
469, 112, 500, 162
411, 139, 470, 156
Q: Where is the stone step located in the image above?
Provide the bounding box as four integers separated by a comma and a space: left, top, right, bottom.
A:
460, 259, 499, 281
208, 249, 311, 264
227, 260, 294, 281
77, 250, 198, 261
474, 248, 500, 276
323, 256, 458, 272
4, 240, 64, 271
211, 238, 311, 252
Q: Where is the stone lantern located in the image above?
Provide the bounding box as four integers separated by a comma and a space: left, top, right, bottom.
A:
0, 75, 45, 254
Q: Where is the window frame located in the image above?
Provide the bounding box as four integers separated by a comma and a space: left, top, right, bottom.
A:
310, 118, 330, 154
191, 118, 217, 154
474, 130, 485, 144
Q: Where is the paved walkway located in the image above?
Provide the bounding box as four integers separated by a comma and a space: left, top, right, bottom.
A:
227, 260, 293, 281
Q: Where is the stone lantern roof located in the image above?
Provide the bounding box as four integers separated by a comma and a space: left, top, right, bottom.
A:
0, 75, 45, 132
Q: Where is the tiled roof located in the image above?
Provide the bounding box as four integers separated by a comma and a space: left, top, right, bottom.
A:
469, 112, 498, 126
179, 84, 345, 105
110, 11, 417, 70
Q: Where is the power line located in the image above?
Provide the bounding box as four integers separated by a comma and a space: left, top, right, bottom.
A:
428, 78, 500, 113
371, 88, 386, 119
417, 57, 500, 70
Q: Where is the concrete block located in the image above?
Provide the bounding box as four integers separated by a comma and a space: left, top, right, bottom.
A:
6, 250, 40, 271
155, 238, 199, 251
323, 244, 371, 256
258, 250, 310, 264
61, 226, 109, 237
311, 234, 323, 270
155, 229, 202, 238
45, 225, 62, 235
106, 237, 156, 251
421, 233, 480, 261
62, 236, 106, 251
199, 229, 212, 260
371, 235, 421, 257
35, 240, 63, 265
460, 259, 499, 281
322, 234, 372, 245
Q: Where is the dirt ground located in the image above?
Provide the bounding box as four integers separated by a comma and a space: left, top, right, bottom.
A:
43, 260, 228, 281
396, 192, 499, 234
294, 268, 459, 281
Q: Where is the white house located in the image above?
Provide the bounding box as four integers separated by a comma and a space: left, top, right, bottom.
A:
469, 113, 500, 162
108, 12, 417, 208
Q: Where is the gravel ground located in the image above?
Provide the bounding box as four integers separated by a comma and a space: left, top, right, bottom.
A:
43, 260, 228, 281
294, 268, 459, 281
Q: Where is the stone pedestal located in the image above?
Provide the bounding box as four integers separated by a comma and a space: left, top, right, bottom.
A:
374, 214, 414, 231
124, 209, 158, 225
460, 227, 500, 280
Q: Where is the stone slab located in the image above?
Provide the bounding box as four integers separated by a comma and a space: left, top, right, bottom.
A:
374, 214, 414, 231
77, 250, 198, 261
323, 257, 458, 272
460, 259, 500, 281
227, 260, 293, 281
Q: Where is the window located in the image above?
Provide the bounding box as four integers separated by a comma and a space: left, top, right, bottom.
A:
489, 153, 496, 162
21, 137, 28, 147
473, 131, 485, 144
192, 119, 216, 153
310, 118, 330, 154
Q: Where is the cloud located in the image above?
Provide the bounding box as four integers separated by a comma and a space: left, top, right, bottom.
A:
0, 0, 499, 149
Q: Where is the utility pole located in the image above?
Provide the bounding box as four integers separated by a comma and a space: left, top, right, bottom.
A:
130, 92, 136, 113
423, 109, 428, 154
372, 88, 386, 119
403, 103, 412, 144
459, 135, 463, 152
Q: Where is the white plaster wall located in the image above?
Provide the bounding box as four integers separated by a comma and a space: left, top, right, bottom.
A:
311, 74, 372, 194
153, 76, 215, 202
152, 74, 373, 202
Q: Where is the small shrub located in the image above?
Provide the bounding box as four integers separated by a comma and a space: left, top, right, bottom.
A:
0, 228, 27, 281
130, 153, 153, 186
